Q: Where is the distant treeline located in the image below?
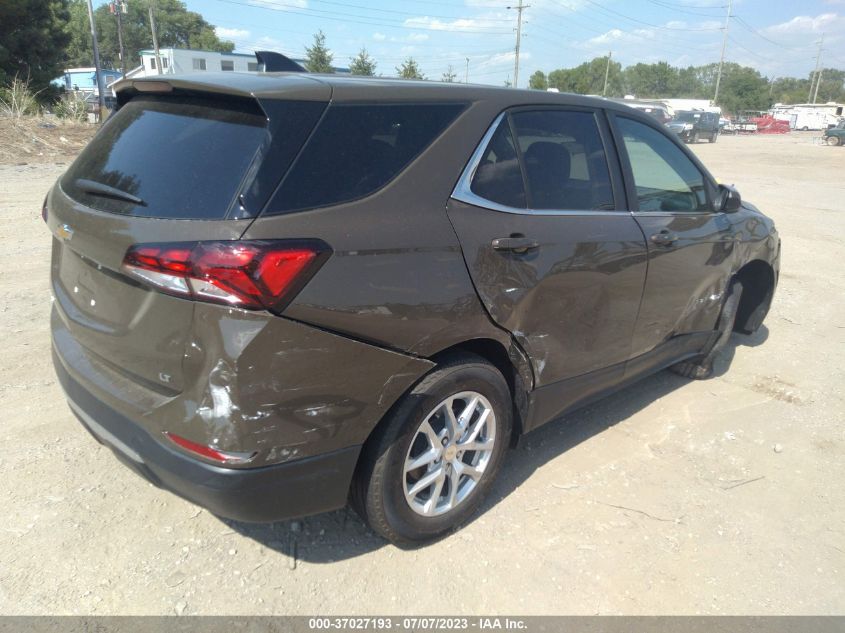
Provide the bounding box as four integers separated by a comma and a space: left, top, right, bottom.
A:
528, 58, 845, 114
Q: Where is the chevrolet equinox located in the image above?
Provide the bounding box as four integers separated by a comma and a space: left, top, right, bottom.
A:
46, 72, 780, 544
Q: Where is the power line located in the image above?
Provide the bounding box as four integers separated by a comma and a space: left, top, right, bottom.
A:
211, 0, 514, 35
732, 15, 807, 52
644, 0, 726, 17
579, 0, 722, 32
304, 0, 512, 22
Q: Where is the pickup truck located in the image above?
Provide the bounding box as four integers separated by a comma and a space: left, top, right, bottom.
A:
823, 121, 845, 146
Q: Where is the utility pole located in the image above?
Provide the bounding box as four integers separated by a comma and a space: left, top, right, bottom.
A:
809, 33, 824, 103
813, 67, 824, 104
85, 0, 106, 117
149, 0, 163, 76
508, 0, 529, 88
713, 0, 732, 104
602, 51, 612, 96
465, 57, 469, 83
110, 1, 128, 76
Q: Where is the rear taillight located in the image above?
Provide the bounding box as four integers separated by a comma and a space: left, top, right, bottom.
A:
122, 240, 329, 310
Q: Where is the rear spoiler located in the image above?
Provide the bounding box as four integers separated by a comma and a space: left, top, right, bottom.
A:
255, 51, 306, 73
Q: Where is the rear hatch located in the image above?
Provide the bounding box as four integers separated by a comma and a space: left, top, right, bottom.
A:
49, 86, 326, 393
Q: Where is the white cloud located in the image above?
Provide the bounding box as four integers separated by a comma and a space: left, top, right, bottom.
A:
407, 33, 430, 42
372, 32, 387, 41
764, 12, 842, 34
215, 27, 250, 39
477, 51, 531, 69
585, 27, 656, 47
403, 15, 508, 32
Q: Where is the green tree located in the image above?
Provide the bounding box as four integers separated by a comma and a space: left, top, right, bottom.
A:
771, 76, 810, 104
396, 57, 424, 80
528, 70, 547, 90
304, 30, 333, 73
65, 0, 233, 71
441, 65, 457, 83
349, 47, 376, 76
547, 56, 622, 96
623, 62, 680, 98
715, 63, 771, 113
0, 0, 70, 92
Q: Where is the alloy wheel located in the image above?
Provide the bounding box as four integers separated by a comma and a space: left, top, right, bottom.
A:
403, 391, 496, 517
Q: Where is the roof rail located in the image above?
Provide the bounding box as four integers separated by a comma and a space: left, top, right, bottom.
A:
255, 51, 306, 73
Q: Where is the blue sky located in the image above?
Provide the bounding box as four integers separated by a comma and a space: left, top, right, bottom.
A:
169, 0, 845, 87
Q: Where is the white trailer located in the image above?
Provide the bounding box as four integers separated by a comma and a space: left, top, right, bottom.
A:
790, 109, 839, 131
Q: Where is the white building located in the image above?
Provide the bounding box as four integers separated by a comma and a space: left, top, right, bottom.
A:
117, 48, 350, 87
126, 48, 265, 79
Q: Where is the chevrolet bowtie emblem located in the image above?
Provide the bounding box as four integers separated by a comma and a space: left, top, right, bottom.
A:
55, 224, 74, 242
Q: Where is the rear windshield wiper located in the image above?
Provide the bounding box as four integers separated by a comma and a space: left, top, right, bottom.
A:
75, 178, 146, 206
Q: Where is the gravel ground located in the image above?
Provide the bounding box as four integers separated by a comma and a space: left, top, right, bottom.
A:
0, 132, 843, 615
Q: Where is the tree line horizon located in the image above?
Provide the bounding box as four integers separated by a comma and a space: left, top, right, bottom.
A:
2, 0, 842, 115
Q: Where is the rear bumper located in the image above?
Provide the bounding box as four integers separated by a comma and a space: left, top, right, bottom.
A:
54, 348, 360, 522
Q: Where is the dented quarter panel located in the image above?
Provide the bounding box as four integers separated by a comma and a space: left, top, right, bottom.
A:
53, 301, 434, 468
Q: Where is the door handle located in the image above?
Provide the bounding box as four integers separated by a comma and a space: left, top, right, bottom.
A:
492, 236, 540, 254
650, 230, 678, 247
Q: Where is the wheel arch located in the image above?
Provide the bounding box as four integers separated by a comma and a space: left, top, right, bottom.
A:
354, 337, 530, 489
732, 259, 776, 334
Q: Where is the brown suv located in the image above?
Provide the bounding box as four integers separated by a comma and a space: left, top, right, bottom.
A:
46, 72, 780, 544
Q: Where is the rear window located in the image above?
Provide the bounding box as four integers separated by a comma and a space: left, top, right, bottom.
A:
62, 96, 268, 219
268, 103, 465, 214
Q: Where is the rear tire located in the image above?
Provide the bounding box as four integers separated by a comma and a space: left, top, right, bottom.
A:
670, 280, 743, 380
692, 131, 700, 143
709, 131, 718, 143
352, 354, 512, 545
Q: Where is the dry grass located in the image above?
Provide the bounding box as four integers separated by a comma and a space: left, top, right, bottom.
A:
0, 76, 42, 117
0, 115, 97, 164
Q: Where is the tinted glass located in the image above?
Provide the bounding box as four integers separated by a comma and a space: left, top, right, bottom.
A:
62, 96, 268, 219
618, 117, 709, 212
510, 110, 614, 210
470, 118, 526, 208
270, 103, 464, 214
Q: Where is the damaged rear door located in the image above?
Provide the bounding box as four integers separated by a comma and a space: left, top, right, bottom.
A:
448, 107, 648, 389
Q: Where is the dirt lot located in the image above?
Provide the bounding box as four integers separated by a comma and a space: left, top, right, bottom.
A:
0, 129, 843, 615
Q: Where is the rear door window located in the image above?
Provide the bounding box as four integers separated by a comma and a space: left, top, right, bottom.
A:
62, 96, 272, 219
510, 110, 615, 211
268, 103, 464, 214
470, 117, 526, 209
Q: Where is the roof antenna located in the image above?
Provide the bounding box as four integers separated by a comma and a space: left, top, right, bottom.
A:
255, 51, 306, 73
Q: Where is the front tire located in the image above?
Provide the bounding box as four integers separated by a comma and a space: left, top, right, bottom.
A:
352, 354, 512, 545
827, 136, 841, 146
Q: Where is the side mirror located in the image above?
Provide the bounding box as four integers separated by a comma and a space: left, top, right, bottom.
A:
717, 184, 742, 213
